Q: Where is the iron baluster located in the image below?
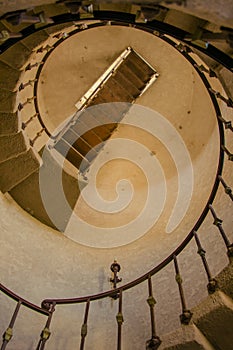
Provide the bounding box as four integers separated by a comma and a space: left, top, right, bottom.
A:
22, 113, 39, 130
217, 115, 233, 132
80, 299, 90, 350
30, 128, 45, 146
175, 42, 193, 53
209, 88, 233, 107
36, 303, 55, 350
218, 176, 233, 201
209, 204, 233, 257
19, 79, 37, 91
193, 231, 218, 293
52, 32, 69, 39
173, 255, 192, 325
18, 97, 36, 111
221, 145, 233, 161
116, 289, 124, 350
146, 276, 161, 350
194, 64, 216, 77
1, 301, 22, 350
36, 45, 54, 53
25, 62, 43, 71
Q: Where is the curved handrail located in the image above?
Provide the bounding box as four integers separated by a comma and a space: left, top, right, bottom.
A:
0, 283, 49, 315
0, 10, 231, 320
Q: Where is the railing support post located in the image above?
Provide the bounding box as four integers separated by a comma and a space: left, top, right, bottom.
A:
116, 289, 124, 350
80, 299, 90, 350
209, 204, 233, 257
36, 303, 55, 350
1, 301, 21, 350
146, 276, 161, 349
173, 255, 192, 325
194, 231, 218, 293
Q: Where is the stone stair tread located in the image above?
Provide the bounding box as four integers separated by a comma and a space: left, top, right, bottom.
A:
216, 259, 233, 300
0, 41, 31, 70
192, 290, 233, 350
112, 70, 142, 98
10, 146, 87, 231
160, 324, 216, 350
0, 111, 19, 135
21, 29, 50, 51
0, 131, 29, 163
0, 61, 21, 91
86, 106, 117, 132
45, 22, 73, 35
0, 148, 41, 193
117, 63, 146, 90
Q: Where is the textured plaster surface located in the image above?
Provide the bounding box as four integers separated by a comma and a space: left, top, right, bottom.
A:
0, 4, 233, 350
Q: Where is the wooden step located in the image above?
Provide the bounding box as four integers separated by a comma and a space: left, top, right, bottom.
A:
71, 119, 103, 152
0, 41, 31, 70
0, 61, 21, 91
78, 110, 114, 141
54, 138, 90, 173
0, 88, 17, 113
86, 106, 117, 132
62, 128, 98, 163
128, 50, 155, 78
117, 63, 146, 91
112, 70, 142, 98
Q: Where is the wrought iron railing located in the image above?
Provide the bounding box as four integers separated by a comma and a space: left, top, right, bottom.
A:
0, 8, 233, 350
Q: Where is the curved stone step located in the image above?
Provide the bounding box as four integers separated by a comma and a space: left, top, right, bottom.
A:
160, 324, 216, 350
0, 41, 31, 70
9, 146, 87, 231
21, 29, 50, 51
192, 290, 233, 350
0, 111, 19, 135
0, 148, 41, 193
0, 61, 21, 91
0, 131, 29, 163
160, 260, 233, 350
217, 66, 233, 101
216, 259, 233, 300
160, 289, 233, 350
0, 88, 17, 112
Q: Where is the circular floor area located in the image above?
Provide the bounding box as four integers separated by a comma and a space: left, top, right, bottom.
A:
36, 23, 220, 277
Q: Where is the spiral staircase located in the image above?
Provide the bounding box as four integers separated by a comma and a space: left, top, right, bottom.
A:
0, 1, 233, 350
